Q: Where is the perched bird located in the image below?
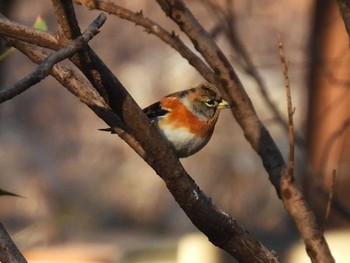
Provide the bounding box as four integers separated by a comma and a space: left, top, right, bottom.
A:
103, 83, 230, 158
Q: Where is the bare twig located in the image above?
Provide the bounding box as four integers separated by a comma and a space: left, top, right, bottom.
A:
51, 2, 280, 261
277, 37, 334, 262
0, 223, 27, 263
202, 0, 302, 144
11, 39, 146, 159
73, 0, 216, 83
322, 169, 337, 234
0, 14, 59, 49
12, 38, 279, 263
278, 37, 295, 175
156, 0, 333, 260
0, 13, 106, 103
0, 2, 281, 261
0, 1, 335, 262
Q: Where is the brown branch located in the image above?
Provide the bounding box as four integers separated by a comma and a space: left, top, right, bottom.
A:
202, 0, 305, 147
0, 2, 279, 262
0, 13, 59, 49
0, 13, 106, 103
277, 37, 334, 263
10, 39, 146, 160
11, 38, 279, 263
73, 0, 216, 83
278, 37, 295, 173
337, 0, 350, 41
52, 0, 82, 43
155, 1, 334, 262
0, 223, 27, 263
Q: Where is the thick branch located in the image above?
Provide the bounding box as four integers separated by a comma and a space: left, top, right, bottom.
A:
0, 223, 27, 263
0, 4, 279, 262
11, 38, 278, 263
0, 13, 105, 103
155, 0, 334, 262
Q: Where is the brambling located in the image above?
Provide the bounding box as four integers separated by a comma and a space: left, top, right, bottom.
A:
102, 83, 230, 158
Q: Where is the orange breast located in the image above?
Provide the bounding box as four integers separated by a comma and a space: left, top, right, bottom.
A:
159, 97, 217, 137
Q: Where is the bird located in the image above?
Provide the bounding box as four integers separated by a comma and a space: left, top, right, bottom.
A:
101, 83, 230, 158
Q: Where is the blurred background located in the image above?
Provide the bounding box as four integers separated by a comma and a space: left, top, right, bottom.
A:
0, 0, 350, 262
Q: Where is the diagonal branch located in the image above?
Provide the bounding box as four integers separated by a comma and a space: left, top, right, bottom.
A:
10, 38, 146, 159
0, 223, 27, 263
73, 0, 216, 83
0, 13, 106, 103
0, 14, 59, 49
202, 0, 305, 146
10, 37, 279, 263
49, 1, 279, 261
155, 0, 334, 262
278, 38, 335, 262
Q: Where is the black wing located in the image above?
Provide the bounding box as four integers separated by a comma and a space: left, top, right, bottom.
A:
100, 102, 169, 132
143, 101, 169, 119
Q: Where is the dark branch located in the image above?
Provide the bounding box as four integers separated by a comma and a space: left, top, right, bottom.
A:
0, 13, 106, 103
155, 0, 334, 262
73, 0, 216, 83
337, 0, 350, 41
0, 223, 27, 263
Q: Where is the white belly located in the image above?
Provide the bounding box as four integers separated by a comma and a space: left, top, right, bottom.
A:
159, 124, 209, 158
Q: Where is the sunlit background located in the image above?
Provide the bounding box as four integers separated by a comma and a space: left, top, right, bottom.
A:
0, 0, 350, 262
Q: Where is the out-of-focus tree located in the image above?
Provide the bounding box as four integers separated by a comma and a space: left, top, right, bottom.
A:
306, 0, 350, 229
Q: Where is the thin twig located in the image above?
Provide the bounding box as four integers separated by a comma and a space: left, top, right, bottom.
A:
73, 0, 216, 83
0, 14, 59, 49
277, 36, 334, 262
278, 36, 295, 176
202, 0, 305, 146
11, 39, 146, 159
53, 1, 279, 262
10, 30, 278, 263
322, 169, 337, 234
0, 13, 106, 103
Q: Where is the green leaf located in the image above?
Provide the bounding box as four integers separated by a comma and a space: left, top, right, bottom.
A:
33, 15, 48, 32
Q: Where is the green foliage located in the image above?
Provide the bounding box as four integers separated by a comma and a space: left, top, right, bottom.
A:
33, 15, 48, 31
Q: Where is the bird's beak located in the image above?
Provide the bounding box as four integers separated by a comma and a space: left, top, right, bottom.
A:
217, 99, 231, 110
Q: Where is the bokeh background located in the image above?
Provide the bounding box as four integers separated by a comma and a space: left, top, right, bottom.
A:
0, 0, 349, 262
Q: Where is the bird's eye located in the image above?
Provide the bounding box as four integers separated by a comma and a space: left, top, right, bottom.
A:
205, 99, 217, 107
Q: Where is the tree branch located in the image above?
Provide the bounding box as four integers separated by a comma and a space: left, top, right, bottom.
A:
201, 0, 305, 146
0, 223, 27, 263
337, 0, 350, 41
0, 13, 105, 103
155, 1, 334, 262
278, 38, 334, 263
73, 0, 216, 83
0, 14, 59, 49
11, 38, 279, 263
0, 2, 279, 261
